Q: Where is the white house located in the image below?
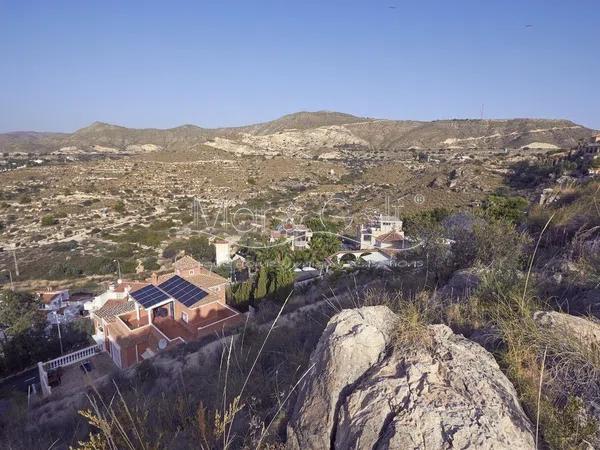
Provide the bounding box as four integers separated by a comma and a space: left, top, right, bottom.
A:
37, 290, 70, 311
358, 214, 405, 250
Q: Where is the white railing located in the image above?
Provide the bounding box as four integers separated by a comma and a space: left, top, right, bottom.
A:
38, 362, 51, 397
44, 344, 103, 370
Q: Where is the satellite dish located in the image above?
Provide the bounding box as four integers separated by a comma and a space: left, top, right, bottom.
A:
158, 338, 167, 350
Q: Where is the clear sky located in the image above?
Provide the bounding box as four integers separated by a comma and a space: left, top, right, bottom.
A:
1, 0, 599, 132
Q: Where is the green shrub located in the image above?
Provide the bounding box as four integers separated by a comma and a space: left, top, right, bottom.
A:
113, 200, 126, 213
482, 195, 529, 224
143, 256, 160, 271
162, 236, 215, 261
40, 214, 58, 226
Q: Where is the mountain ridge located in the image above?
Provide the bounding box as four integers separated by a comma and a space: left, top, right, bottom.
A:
0, 111, 596, 155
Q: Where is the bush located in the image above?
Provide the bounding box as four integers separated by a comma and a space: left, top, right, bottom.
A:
143, 256, 160, 271
162, 236, 215, 261
452, 219, 530, 272
113, 200, 126, 213
482, 195, 529, 224
40, 214, 58, 226
113, 227, 167, 247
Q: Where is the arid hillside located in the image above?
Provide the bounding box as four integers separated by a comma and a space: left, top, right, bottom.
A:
1, 112, 595, 156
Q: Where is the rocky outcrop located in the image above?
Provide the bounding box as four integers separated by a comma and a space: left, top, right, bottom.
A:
532, 310, 600, 443
533, 310, 600, 352
287, 306, 535, 450
286, 306, 397, 450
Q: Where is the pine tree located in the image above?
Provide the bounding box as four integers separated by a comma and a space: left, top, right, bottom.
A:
254, 267, 269, 301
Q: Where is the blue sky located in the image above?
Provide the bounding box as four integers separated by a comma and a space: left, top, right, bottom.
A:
1, 0, 599, 132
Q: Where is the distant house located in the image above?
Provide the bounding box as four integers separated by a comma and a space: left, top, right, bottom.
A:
214, 239, 231, 266
374, 230, 407, 249
84, 281, 147, 313
357, 214, 405, 250
37, 289, 70, 311
270, 222, 313, 250
90, 256, 241, 369
37, 289, 96, 325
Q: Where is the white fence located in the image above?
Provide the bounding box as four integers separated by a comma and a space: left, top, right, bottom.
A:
44, 344, 103, 371
38, 362, 51, 397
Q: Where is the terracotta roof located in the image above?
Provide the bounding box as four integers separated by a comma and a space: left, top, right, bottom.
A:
174, 255, 202, 271
114, 281, 150, 293
39, 292, 62, 304
184, 268, 229, 289
94, 300, 135, 322
157, 266, 228, 290
376, 231, 405, 244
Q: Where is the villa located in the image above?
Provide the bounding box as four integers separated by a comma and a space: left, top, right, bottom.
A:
90, 256, 241, 368
357, 214, 405, 250
270, 222, 313, 250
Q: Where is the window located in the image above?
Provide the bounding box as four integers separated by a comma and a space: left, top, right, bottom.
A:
181, 311, 189, 323
189, 269, 195, 275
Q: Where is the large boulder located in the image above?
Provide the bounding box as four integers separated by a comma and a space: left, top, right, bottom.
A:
286, 306, 397, 450
532, 310, 600, 444
287, 306, 535, 450
533, 310, 600, 345
437, 268, 482, 301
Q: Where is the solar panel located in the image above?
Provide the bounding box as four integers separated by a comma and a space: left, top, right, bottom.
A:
130, 284, 170, 308
159, 275, 209, 307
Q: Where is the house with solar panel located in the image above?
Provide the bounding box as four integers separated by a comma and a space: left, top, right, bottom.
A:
90, 257, 241, 369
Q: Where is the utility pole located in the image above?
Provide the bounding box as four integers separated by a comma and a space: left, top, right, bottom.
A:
54, 312, 63, 355
113, 259, 122, 280
8, 270, 14, 291
12, 248, 19, 277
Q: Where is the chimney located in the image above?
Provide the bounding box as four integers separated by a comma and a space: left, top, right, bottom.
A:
151, 272, 158, 285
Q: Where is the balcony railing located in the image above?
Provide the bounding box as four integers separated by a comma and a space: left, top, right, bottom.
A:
44, 344, 103, 371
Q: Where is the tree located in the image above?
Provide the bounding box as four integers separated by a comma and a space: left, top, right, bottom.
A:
0, 290, 45, 338
308, 233, 341, 262
271, 259, 294, 302
254, 267, 269, 301
143, 256, 161, 271
232, 280, 252, 307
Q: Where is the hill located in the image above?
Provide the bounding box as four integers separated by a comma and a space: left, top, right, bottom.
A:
0, 112, 596, 155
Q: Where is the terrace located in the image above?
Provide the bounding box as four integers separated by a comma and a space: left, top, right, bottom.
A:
153, 316, 195, 342
189, 305, 241, 331
118, 310, 150, 330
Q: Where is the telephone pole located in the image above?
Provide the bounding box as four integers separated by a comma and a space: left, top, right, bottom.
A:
12, 248, 19, 277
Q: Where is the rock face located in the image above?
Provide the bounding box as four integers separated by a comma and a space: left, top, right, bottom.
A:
287, 306, 535, 450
